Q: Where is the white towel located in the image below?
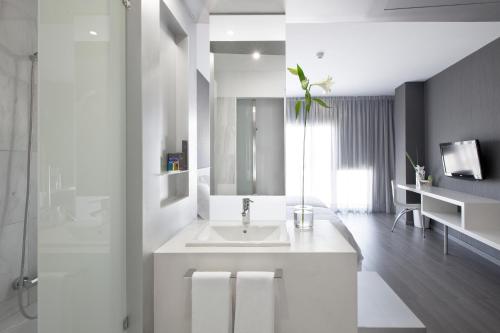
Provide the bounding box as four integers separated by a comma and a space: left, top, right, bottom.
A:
192, 271, 232, 333
234, 271, 275, 333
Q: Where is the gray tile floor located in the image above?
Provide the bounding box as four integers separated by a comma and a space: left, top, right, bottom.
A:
341, 213, 500, 333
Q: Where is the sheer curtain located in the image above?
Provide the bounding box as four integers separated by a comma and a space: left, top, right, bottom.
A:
286, 96, 395, 213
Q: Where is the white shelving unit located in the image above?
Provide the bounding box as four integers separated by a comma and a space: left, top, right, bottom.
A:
399, 184, 500, 253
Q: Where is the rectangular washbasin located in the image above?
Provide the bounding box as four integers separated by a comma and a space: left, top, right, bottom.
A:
186, 222, 290, 247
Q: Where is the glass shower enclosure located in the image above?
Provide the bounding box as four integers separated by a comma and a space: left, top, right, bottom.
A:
1, 1, 127, 332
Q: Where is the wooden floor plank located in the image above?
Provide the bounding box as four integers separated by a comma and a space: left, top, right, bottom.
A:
341, 213, 500, 333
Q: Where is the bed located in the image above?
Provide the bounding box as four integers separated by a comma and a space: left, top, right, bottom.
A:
287, 196, 363, 269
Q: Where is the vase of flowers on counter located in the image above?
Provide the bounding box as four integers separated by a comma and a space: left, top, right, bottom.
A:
288, 64, 333, 230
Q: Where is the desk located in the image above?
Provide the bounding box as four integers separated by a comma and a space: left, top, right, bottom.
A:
398, 184, 500, 254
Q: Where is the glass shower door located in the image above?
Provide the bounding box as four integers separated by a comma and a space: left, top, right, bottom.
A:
38, 1, 126, 332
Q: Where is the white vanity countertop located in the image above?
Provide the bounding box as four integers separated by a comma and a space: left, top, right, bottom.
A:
155, 220, 356, 254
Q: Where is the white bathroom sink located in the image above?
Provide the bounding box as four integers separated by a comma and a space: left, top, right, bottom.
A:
186, 222, 290, 247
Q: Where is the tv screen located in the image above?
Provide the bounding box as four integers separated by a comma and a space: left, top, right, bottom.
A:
440, 140, 483, 180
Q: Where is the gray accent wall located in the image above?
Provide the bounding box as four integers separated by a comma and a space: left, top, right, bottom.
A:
424, 37, 500, 260
394, 83, 425, 220
425, 37, 500, 200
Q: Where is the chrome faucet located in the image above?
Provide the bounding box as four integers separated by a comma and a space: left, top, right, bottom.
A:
241, 198, 254, 225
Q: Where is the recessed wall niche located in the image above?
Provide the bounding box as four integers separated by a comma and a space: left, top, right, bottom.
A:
159, 1, 189, 205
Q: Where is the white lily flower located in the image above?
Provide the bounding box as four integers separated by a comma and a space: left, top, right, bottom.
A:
312, 76, 333, 94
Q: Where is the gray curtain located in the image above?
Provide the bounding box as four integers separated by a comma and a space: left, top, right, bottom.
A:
286, 96, 395, 213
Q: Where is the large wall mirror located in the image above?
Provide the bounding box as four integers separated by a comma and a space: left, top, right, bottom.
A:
209, 15, 286, 196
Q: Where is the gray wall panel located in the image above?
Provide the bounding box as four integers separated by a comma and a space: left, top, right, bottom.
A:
424, 37, 500, 200
424, 37, 500, 261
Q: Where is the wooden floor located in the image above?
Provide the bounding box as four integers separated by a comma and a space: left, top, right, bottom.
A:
341, 213, 500, 333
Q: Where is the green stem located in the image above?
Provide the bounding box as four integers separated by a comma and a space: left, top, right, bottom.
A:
301, 112, 307, 225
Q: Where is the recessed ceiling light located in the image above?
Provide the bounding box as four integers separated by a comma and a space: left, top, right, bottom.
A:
252, 51, 261, 60
226, 30, 234, 36
89, 30, 98, 36
316, 51, 325, 59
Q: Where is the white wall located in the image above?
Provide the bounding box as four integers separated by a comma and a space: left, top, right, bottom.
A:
196, 23, 210, 80
126, 1, 205, 332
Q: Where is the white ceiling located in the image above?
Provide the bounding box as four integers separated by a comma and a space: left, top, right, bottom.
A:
286, 22, 500, 96
184, 0, 285, 22
182, 1, 500, 96
285, 0, 500, 23
185, 0, 500, 23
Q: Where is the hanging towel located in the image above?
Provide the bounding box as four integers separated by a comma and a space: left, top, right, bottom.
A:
234, 271, 275, 333
192, 271, 232, 333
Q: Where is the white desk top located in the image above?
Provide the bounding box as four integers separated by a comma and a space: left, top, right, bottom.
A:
397, 184, 500, 205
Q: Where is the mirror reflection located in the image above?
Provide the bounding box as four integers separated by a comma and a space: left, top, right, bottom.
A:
209, 18, 286, 196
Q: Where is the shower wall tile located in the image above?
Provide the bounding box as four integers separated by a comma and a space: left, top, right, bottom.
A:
27, 217, 37, 277
0, 0, 37, 20
0, 222, 23, 309
0, 19, 36, 57
0, 57, 31, 152
0, 296, 17, 324
0, 151, 28, 226
0, 0, 37, 326
0, 48, 16, 78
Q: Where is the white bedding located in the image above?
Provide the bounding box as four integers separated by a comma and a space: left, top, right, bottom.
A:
286, 205, 363, 268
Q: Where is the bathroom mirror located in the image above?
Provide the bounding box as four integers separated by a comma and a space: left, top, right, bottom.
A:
209, 15, 286, 196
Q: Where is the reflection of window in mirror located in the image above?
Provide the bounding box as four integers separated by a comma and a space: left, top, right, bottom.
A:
209, 15, 286, 196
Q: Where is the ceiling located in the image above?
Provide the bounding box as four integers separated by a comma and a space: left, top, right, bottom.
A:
185, 0, 500, 23
182, 1, 500, 96
285, 0, 500, 22
184, 0, 285, 22
286, 22, 500, 96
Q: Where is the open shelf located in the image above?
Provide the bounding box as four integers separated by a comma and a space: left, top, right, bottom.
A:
158, 170, 189, 176
158, 2, 189, 206
422, 210, 461, 229
159, 171, 189, 207
464, 229, 500, 251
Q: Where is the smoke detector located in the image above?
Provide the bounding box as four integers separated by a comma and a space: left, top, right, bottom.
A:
316, 51, 325, 59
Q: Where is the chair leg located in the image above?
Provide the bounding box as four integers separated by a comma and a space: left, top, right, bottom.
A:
392, 209, 407, 232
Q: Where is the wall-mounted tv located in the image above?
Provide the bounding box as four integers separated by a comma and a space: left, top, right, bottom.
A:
440, 140, 483, 180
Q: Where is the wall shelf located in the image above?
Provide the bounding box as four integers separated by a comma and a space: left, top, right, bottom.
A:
157, 170, 189, 176
159, 3, 189, 207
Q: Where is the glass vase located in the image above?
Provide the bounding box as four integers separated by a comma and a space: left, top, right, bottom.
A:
294, 205, 314, 230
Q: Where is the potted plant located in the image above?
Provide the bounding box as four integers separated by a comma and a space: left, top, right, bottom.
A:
406, 152, 426, 188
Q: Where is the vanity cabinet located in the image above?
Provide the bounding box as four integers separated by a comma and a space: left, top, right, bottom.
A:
154, 220, 357, 333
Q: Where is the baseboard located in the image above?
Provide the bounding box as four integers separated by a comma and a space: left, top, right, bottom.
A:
431, 225, 500, 267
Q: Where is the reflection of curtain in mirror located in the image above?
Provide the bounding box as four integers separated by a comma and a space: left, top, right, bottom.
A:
236, 98, 285, 196
285, 96, 395, 213
213, 97, 237, 194
236, 99, 254, 195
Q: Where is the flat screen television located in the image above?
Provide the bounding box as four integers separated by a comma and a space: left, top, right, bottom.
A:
440, 140, 483, 180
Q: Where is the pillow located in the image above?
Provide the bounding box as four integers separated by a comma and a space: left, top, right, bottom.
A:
286, 196, 328, 208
